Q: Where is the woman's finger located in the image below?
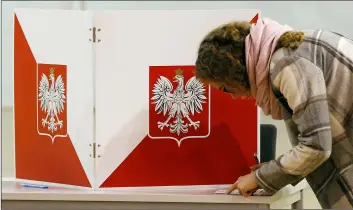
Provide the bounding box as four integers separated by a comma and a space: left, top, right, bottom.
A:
226, 181, 238, 194
248, 188, 258, 195
239, 187, 250, 197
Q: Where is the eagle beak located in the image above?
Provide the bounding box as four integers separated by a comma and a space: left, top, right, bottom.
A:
173, 76, 178, 82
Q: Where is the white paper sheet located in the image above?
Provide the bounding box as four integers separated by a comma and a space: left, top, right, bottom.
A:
213, 189, 272, 196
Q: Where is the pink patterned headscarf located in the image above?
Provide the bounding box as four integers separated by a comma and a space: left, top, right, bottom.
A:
245, 18, 293, 120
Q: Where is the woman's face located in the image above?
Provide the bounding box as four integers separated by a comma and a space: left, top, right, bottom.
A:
200, 79, 251, 99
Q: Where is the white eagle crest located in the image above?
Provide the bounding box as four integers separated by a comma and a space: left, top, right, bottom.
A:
38, 67, 66, 133
151, 69, 207, 135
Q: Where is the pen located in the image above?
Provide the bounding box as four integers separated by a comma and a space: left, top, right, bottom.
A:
253, 153, 259, 164
20, 183, 48, 189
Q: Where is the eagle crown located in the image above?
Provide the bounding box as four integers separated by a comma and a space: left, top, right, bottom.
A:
174, 68, 184, 78
49, 68, 55, 80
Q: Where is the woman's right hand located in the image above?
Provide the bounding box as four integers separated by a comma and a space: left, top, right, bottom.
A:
250, 162, 268, 171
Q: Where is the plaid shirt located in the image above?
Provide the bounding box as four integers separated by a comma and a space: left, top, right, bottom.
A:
256, 30, 353, 209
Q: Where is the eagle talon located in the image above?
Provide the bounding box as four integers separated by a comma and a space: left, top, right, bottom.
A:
42, 119, 48, 127
57, 120, 63, 129
157, 121, 169, 130
189, 121, 200, 129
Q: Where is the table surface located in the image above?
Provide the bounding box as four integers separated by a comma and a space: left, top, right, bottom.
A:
2, 179, 308, 205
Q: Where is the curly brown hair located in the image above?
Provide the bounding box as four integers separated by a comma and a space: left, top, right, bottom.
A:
195, 21, 305, 92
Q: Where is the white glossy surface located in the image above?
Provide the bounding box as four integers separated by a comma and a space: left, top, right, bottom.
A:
3, 179, 307, 205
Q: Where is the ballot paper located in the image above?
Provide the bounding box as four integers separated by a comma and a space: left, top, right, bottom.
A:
213, 189, 272, 196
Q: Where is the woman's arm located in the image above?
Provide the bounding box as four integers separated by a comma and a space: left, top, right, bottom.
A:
255, 55, 332, 193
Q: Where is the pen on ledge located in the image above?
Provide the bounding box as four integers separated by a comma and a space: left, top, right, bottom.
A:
20, 183, 48, 189
253, 153, 259, 164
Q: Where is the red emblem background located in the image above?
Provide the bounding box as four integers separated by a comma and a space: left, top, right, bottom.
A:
149, 66, 210, 145
101, 14, 260, 187
37, 63, 67, 140
14, 14, 90, 186
101, 64, 258, 187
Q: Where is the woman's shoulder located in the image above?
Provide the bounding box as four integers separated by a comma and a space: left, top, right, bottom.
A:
270, 30, 327, 75
270, 47, 292, 66
269, 45, 324, 86
270, 29, 353, 78
270, 30, 316, 65
269, 47, 297, 78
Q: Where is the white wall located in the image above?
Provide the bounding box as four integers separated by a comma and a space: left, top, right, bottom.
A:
3, 1, 352, 208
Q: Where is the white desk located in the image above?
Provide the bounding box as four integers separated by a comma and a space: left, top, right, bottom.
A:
2, 180, 306, 209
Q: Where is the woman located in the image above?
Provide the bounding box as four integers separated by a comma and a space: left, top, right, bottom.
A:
194, 18, 353, 209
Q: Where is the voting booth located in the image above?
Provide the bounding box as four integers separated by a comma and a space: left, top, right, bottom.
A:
13, 8, 260, 190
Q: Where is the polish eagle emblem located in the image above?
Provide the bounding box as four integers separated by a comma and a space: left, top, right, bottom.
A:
38, 67, 66, 133
150, 68, 207, 135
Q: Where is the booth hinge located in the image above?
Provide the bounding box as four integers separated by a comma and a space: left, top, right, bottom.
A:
89, 143, 97, 158
89, 27, 101, 43
93, 143, 96, 158
89, 143, 101, 158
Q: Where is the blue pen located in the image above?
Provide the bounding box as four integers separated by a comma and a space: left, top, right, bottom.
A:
20, 183, 48, 189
